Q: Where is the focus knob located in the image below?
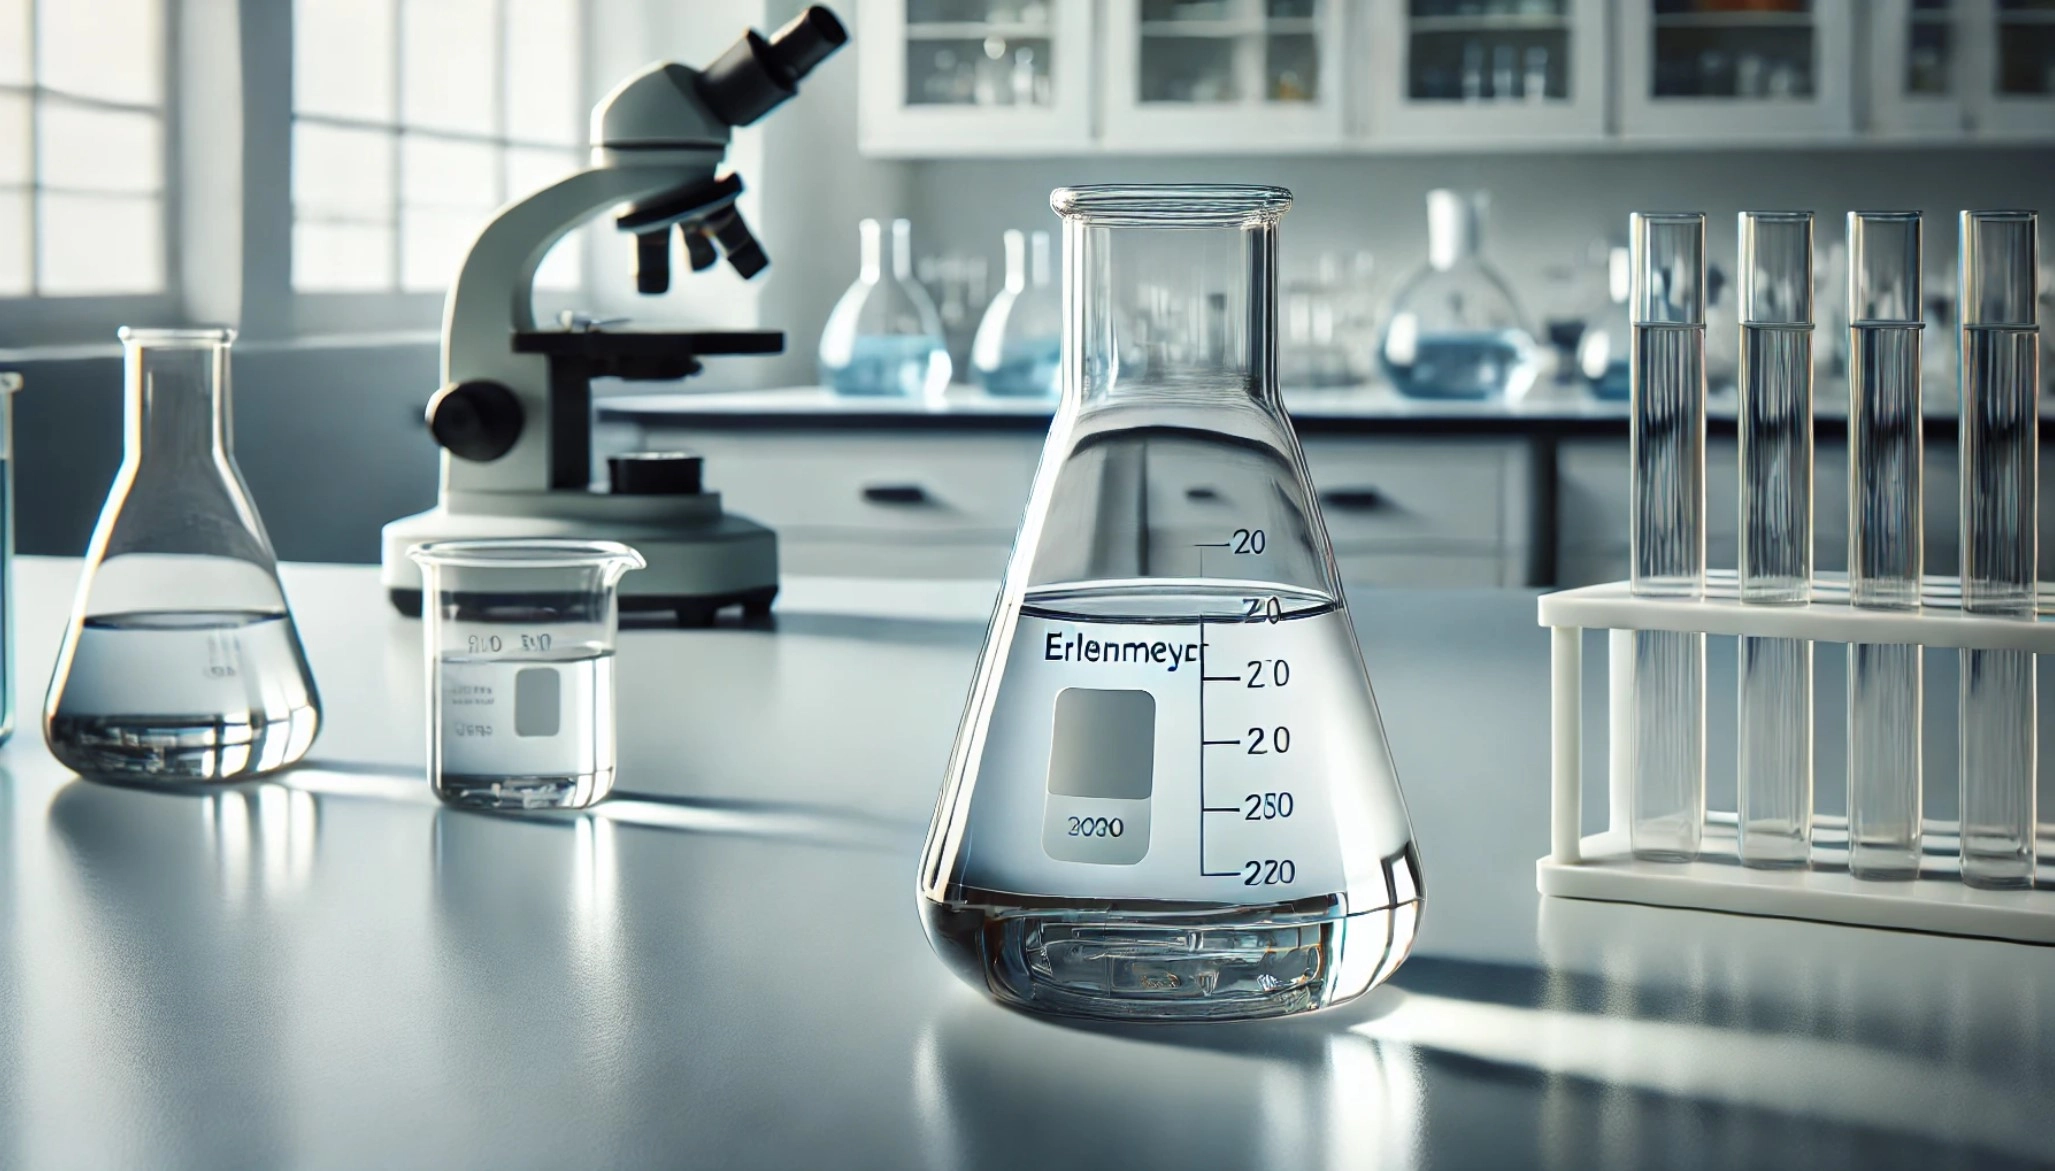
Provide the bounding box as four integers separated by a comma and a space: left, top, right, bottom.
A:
427, 380, 523, 462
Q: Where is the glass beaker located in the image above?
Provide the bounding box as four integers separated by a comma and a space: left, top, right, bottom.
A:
1378, 189, 1540, 401
918, 184, 1422, 1023
408, 539, 644, 811
819, 217, 952, 398
44, 329, 320, 782
971, 228, 1062, 397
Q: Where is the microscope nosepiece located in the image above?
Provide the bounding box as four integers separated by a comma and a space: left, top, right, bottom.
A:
695, 5, 848, 128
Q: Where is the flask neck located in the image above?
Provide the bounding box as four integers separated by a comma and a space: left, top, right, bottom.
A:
857, 218, 883, 283
1427, 190, 1484, 271
890, 218, 916, 281
1003, 229, 1027, 294
124, 336, 232, 469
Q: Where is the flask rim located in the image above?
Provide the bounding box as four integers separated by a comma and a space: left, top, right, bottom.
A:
406, 538, 648, 573
1051, 184, 1292, 228
118, 326, 236, 347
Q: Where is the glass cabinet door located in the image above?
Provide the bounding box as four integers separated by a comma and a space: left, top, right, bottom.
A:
1365, 0, 1608, 143
1102, 0, 1348, 150
858, 0, 1094, 156
1978, 0, 2055, 136
1618, 0, 1856, 139
1871, 0, 1968, 137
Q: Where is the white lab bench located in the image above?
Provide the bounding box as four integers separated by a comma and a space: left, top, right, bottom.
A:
0, 555, 2048, 1169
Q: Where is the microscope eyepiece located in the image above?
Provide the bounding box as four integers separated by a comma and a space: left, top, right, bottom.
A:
695, 5, 848, 128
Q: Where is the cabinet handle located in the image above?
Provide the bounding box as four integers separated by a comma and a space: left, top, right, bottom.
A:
1184, 486, 1221, 502
1320, 487, 1387, 511
862, 483, 932, 506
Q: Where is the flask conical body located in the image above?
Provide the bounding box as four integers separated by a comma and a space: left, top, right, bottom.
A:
819, 218, 951, 398
45, 329, 320, 781
919, 186, 1421, 1022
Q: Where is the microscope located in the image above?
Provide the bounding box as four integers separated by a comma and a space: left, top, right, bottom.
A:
379, 8, 846, 623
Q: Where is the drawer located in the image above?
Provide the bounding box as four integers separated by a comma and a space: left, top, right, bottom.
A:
779, 534, 1012, 580
1335, 551, 1509, 590
642, 431, 1043, 537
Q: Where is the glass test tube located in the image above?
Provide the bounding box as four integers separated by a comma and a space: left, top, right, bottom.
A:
1629, 213, 1708, 862
1846, 212, 1926, 880
1736, 212, 1815, 868
1957, 210, 2040, 890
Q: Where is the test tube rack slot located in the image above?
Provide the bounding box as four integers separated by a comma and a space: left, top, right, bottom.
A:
1539, 571, 2055, 945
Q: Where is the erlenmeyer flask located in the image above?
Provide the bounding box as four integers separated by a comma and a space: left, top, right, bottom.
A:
45, 328, 321, 782
971, 228, 1061, 397
818, 217, 951, 398
1379, 189, 1539, 400
918, 185, 1422, 1022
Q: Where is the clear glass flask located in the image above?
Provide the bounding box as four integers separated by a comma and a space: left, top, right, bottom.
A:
971, 229, 1061, 397
408, 539, 644, 810
919, 184, 1422, 1023
1378, 189, 1540, 401
819, 217, 951, 398
1735, 211, 1815, 868
45, 328, 321, 781
1628, 213, 1708, 862
1956, 210, 2039, 890
1577, 245, 1633, 401
1845, 211, 1925, 880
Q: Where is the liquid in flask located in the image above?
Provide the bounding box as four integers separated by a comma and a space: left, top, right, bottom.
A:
919, 185, 1422, 1022
45, 328, 320, 781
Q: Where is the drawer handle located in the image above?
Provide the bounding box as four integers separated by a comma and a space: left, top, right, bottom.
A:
1184, 486, 1221, 502
862, 483, 933, 506
1320, 488, 1388, 512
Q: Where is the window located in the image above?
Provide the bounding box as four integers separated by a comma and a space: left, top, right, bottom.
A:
291, 0, 584, 295
0, 0, 168, 296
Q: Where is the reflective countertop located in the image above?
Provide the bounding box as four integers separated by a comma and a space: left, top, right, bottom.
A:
1, 558, 2049, 1170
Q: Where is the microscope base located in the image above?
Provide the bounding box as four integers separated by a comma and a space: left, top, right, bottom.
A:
379, 492, 779, 627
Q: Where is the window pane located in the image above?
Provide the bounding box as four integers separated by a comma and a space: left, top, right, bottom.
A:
504, 144, 576, 198
296, 0, 395, 121
401, 134, 498, 209
295, 221, 395, 291
0, 0, 27, 86
0, 91, 27, 185
0, 189, 26, 295
39, 192, 162, 294
533, 229, 581, 291
39, 0, 160, 106
505, 0, 581, 144
38, 103, 161, 193
400, 205, 485, 291
294, 122, 394, 220
402, 0, 497, 134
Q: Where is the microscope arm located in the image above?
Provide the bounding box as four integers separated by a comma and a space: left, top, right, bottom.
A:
438, 154, 723, 497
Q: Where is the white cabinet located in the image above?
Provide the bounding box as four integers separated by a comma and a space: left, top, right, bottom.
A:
1364, 0, 1609, 145
857, 0, 1095, 157
1100, 0, 1350, 150
1616, 0, 1856, 142
1869, 0, 1972, 137
1975, 0, 2055, 139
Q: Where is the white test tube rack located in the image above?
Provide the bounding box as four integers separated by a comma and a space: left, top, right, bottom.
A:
1537, 571, 2055, 944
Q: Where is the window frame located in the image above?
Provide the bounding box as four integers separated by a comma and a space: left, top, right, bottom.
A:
0, 0, 182, 349
279, 0, 594, 331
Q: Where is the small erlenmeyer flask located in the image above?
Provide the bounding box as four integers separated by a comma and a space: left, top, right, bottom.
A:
971, 228, 1061, 397
918, 185, 1422, 1022
819, 217, 951, 398
45, 328, 321, 782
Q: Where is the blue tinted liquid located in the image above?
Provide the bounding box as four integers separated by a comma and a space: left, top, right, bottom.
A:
1383, 329, 1536, 400
1587, 357, 1631, 401
976, 337, 1061, 398
824, 335, 948, 398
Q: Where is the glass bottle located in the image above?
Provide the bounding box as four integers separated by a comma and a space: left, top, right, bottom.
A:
918, 184, 1422, 1023
1577, 244, 1633, 401
1379, 189, 1540, 400
44, 328, 321, 782
971, 229, 1061, 397
819, 217, 951, 398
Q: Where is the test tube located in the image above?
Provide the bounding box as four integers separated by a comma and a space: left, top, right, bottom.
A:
1735, 212, 1815, 868
1845, 212, 1926, 880
1629, 212, 1708, 862
1957, 210, 2040, 890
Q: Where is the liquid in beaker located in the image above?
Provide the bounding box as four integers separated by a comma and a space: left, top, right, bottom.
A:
919, 185, 1421, 1022
45, 329, 320, 781
410, 540, 644, 810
